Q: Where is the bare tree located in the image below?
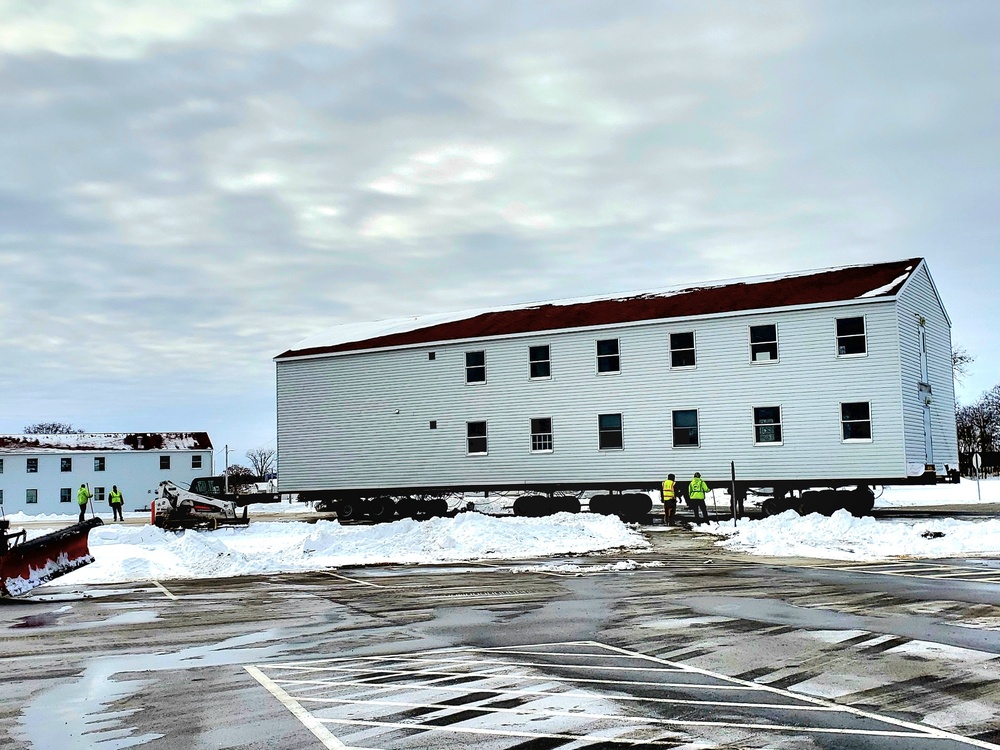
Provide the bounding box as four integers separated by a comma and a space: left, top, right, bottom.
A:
23, 422, 85, 434
223, 464, 256, 495
952, 347, 974, 382
246, 447, 276, 478
956, 384, 1000, 454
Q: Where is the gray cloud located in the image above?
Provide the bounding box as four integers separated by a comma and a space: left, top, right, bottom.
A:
1, 0, 997, 459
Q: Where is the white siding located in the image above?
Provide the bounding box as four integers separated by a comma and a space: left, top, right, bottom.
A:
278, 299, 913, 491
0, 451, 213, 516
895, 262, 959, 472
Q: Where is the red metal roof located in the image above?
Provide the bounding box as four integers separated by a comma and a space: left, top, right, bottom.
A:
277, 258, 922, 360
0, 432, 214, 453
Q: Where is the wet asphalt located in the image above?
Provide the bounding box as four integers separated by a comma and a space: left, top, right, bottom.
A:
2, 522, 1000, 749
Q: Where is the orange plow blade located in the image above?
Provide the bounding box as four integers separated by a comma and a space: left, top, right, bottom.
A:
0, 517, 104, 597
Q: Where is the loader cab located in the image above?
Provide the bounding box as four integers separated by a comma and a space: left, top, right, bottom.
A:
190, 476, 227, 498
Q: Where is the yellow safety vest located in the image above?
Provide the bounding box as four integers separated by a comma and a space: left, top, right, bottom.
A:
661, 479, 676, 501
110, 490, 123, 505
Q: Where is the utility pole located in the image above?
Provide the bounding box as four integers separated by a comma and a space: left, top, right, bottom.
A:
224, 444, 230, 494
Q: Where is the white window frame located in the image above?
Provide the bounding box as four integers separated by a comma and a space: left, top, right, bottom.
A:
748, 323, 779, 364
26, 488, 37, 504
597, 413, 624, 450
466, 420, 488, 455
465, 350, 487, 385
669, 331, 697, 369
528, 345, 551, 380
94, 486, 106, 503
192, 454, 202, 470
752, 405, 783, 446
671, 409, 700, 448
841, 401, 873, 442
60, 488, 72, 503
596, 338, 621, 375
529, 417, 554, 453
26, 458, 38, 473
160, 455, 171, 470
836, 316, 867, 358
94, 456, 106, 472
60, 457, 72, 472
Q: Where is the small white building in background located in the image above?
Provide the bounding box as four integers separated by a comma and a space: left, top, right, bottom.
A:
0, 433, 214, 516
274, 257, 958, 501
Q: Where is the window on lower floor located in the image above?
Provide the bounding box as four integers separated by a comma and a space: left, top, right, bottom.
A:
60, 488, 71, 503
530, 418, 553, 452
467, 421, 488, 455
837, 316, 867, 356
749, 324, 778, 363
529, 345, 551, 379
753, 406, 783, 444
94, 457, 105, 472
598, 413, 623, 450
465, 351, 486, 384
596, 339, 620, 374
0, 489, 3, 504
27, 458, 38, 473
841, 402, 872, 441
192, 455, 202, 469
160, 455, 171, 470
670, 332, 696, 368
26, 489, 37, 504
672, 409, 700, 447
94, 487, 105, 503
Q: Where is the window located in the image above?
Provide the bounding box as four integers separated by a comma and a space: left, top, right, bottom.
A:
530, 418, 553, 452
26, 458, 38, 473
465, 351, 486, 384
598, 413, 623, 450
0, 490, 3, 504
429, 421, 437, 430
61, 457, 72, 472
94, 457, 105, 472
0, 458, 4, 473
670, 332, 696, 368
60, 488, 72, 503
529, 345, 551, 379
26, 489, 37, 504
466, 421, 488, 454
428, 352, 436, 361
160, 455, 171, 470
837, 317, 866, 356
749, 324, 778, 362
596, 339, 620, 374
94, 487, 105, 503
841, 402, 872, 441
192, 455, 202, 469
672, 410, 700, 447
753, 406, 783, 444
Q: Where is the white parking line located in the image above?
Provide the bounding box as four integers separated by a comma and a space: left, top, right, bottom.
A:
152, 581, 178, 600
323, 573, 387, 588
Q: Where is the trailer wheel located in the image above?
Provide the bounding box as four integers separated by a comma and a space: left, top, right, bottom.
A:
552, 496, 580, 514
588, 494, 613, 514
368, 496, 395, 522
336, 501, 360, 521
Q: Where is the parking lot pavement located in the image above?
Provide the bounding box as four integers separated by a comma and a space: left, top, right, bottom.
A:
2, 535, 1000, 749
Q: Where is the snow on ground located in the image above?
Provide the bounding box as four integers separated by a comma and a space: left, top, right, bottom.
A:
697, 511, 1000, 561
56, 512, 649, 587
875, 479, 999, 506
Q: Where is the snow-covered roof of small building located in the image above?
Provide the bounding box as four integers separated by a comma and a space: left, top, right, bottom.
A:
0, 432, 213, 454
276, 257, 924, 360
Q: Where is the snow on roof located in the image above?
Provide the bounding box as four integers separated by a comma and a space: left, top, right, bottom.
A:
0, 432, 213, 453
276, 258, 924, 360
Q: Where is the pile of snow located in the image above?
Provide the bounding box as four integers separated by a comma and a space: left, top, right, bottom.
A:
699, 510, 1000, 561
58, 512, 648, 587
875, 479, 999, 507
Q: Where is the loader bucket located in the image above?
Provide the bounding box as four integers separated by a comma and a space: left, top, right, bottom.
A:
0, 517, 104, 598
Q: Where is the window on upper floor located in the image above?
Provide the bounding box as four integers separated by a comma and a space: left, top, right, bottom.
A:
753, 406, 783, 445
94, 457, 105, 472
428, 351, 436, 361
466, 421, 488, 455
192, 455, 202, 469
26, 458, 38, 473
530, 418, 553, 452
670, 332, 696, 368
529, 345, 551, 379
836, 316, 867, 356
841, 401, 872, 441
61, 457, 72, 472
26, 489, 37, 504
465, 351, 486, 384
0, 458, 4, 474
596, 339, 620, 374
60, 488, 72, 503
672, 409, 700, 447
749, 324, 778, 363
598, 413, 623, 450
160, 455, 171, 470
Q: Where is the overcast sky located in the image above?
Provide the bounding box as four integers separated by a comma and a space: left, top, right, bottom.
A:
1, 1, 997, 468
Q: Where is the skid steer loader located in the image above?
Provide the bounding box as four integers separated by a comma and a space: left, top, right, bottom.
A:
0, 516, 104, 597
151, 480, 249, 530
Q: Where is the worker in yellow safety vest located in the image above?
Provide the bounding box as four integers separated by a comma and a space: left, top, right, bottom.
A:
661, 474, 677, 526
77, 484, 92, 523
109, 485, 124, 522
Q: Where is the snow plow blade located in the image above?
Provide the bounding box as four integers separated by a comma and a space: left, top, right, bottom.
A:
0, 517, 104, 598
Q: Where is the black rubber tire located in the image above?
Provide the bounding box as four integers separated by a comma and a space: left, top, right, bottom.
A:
552, 496, 581, 514
588, 494, 612, 514
396, 497, 415, 518
336, 500, 360, 521
368, 496, 395, 522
